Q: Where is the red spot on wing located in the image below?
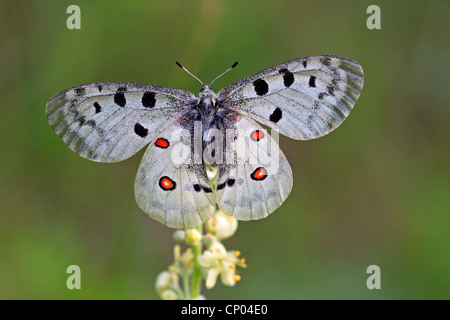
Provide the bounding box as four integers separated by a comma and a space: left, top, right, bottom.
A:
250, 130, 265, 141
251, 167, 267, 181
159, 176, 176, 191
227, 112, 242, 123
155, 138, 169, 148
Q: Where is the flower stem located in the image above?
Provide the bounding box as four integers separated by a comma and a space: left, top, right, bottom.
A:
190, 224, 203, 298
182, 269, 190, 299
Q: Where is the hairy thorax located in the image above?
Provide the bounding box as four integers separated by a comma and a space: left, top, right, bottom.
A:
182, 86, 238, 166
198, 86, 218, 129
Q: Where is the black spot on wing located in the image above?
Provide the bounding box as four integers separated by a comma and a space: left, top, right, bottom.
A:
227, 178, 236, 187
269, 107, 282, 123
217, 181, 226, 190
217, 177, 236, 191
142, 92, 156, 108
279, 68, 294, 88
193, 183, 201, 192
192, 182, 213, 193
302, 60, 308, 68
202, 186, 213, 193
253, 78, 269, 96
97, 85, 103, 92
94, 102, 101, 114
321, 57, 331, 66
114, 92, 126, 107
134, 123, 148, 137
85, 119, 96, 127
75, 87, 85, 96
309, 76, 316, 88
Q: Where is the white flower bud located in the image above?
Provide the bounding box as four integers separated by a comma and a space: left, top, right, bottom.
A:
185, 228, 202, 245
160, 289, 178, 300
205, 210, 238, 240
155, 271, 179, 295
202, 233, 216, 248
173, 230, 185, 242
179, 247, 193, 269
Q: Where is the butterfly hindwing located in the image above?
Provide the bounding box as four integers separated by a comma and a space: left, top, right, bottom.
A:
216, 115, 293, 221
134, 119, 216, 229
46, 82, 196, 162
218, 55, 364, 140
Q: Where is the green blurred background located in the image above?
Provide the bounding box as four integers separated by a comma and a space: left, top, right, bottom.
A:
0, 0, 448, 299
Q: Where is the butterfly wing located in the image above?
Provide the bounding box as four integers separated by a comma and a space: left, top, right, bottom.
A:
218, 55, 364, 140
134, 119, 216, 229
46, 82, 196, 162
215, 115, 293, 221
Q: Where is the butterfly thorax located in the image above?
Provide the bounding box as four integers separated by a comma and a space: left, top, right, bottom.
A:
181, 85, 232, 135
197, 85, 219, 129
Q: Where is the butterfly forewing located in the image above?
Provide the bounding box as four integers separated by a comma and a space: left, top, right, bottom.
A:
46, 82, 196, 162
218, 55, 364, 140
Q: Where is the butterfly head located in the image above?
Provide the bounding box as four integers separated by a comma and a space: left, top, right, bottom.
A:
176, 61, 239, 127
199, 85, 216, 97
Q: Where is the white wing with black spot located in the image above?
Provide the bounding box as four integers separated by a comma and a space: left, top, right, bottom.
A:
215, 115, 293, 221
134, 120, 216, 229
46, 82, 196, 162
218, 55, 364, 140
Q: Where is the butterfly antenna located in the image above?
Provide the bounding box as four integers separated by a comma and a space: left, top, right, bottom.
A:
209, 61, 239, 87
176, 61, 204, 86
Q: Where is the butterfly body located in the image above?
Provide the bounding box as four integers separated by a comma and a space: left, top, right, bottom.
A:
197, 85, 218, 127
178, 85, 239, 167
47, 55, 364, 229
